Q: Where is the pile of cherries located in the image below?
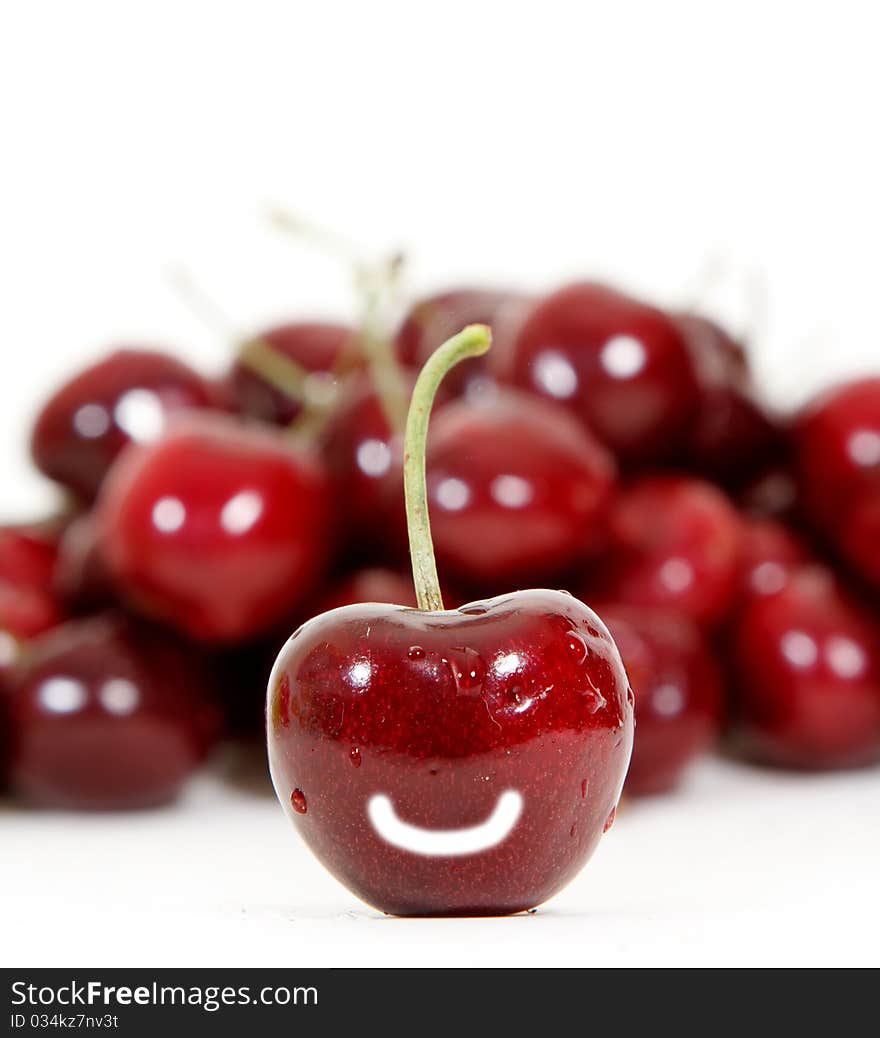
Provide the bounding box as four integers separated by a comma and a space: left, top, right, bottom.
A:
2, 278, 879, 814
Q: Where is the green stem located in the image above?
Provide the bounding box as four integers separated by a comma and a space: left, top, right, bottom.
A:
404, 324, 492, 611
237, 337, 310, 403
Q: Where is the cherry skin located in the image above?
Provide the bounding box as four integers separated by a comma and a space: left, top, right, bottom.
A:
838, 486, 880, 589
735, 518, 812, 605
0, 524, 60, 591
728, 566, 880, 769
6, 614, 219, 808
94, 413, 331, 643
31, 348, 218, 501
267, 589, 633, 916
229, 322, 356, 426
396, 289, 529, 397
501, 282, 700, 463
675, 313, 785, 488
595, 603, 723, 796
588, 475, 744, 628
387, 389, 617, 589
794, 377, 880, 532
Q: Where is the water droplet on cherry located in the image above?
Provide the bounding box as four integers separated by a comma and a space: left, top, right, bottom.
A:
290, 788, 307, 814
443, 647, 485, 696
603, 806, 617, 832
581, 778, 589, 799
458, 602, 490, 615
349, 747, 361, 768
407, 645, 425, 660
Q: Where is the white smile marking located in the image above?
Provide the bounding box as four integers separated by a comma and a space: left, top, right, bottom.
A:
367, 790, 524, 857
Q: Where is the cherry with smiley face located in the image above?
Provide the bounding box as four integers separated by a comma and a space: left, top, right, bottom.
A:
267, 325, 634, 916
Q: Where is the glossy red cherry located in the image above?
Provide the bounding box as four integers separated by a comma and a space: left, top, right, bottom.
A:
0, 524, 60, 591
794, 377, 880, 531
0, 525, 65, 677
675, 313, 785, 487
735, 518, 812, 604
588, 475, 743, 627
388, 389, 617, 590
728, 566, 880, 769
6, 614, 219, 808
267, 325, 633, 916
396, 289, 528, 397
501, 282, 700, 463
94, 414, 331, 642
229, 322, 356, 426
31, 348, 218, 501
596, 603, 723, 796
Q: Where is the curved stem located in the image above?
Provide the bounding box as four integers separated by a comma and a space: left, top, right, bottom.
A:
404, 324, 492, 611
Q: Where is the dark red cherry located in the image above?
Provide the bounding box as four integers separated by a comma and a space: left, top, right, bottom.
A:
737, 460, 803, 525
387, 389, 616, 589
675, 313, 786, 487
6, 614, 219, 808
267, 589, 633, 916
94, 413, 331, 643
229, 322, 356, 426
794, 377, 880, 531
728, 566, 880, 769
735, 518, 812, 604
838, 486, 880, 589
588, 475, 743, 627
396, 289, 529, 397
502, 282, 700, 463
31, 348, 218, 501
596, 603, 723, 795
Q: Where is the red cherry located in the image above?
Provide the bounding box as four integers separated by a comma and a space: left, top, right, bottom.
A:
390, 389, 617, 589
502, 282, 700, 463
31, 348, 218, 501
94, 414, 331, 643
794, 377, 880, 531
53, 513, 115, 612
396, 289, 529, 396
268, 325, 633, 915
736, 518, 812, 603
838, 487, 880, 588
588, 475, 744, 627
6, 614, 219, 808
596, 603, 723, 796
229, 322, 356, 426
675, 313, 786, 487
729, 566, 880, 769
268, 590, 632, 915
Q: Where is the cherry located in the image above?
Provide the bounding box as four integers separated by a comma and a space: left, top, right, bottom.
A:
675, 313, 785, 487
268, 325, 633, 916
229, 322, 356, 426
794, 377, 880, 532
396, 288, 529, 397
587, 475, 744, 628
596, 603, 723, 795
728, 566, 880, 769
501, 282, 700, 463
53, 512, 116, 612
0, 524, 60, 590
384, 388, 617, 590
31, 348, 219, 502
0, 523, 64, 677
6, 614, 219, 808
735, 518, 812, 604
838, 486, 880, 589
94, 413, 331, 643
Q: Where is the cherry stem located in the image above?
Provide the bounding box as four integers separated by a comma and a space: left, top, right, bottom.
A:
404, 324, 492, 612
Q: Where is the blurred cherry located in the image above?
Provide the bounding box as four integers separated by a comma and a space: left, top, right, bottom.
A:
6, 614, 219, 808
54, 513, 116, 612
596, 603, 723, 795
386, 389, 616, 589
396, 289, 529, 397
313, 567, 418, 613
838, 486, 880, 589
31, 348, 218, 501
676, 313, 786, 487
502, 282, 700, 463
736, 518, 812, 604
0, 524, 60, 591
229, 322, 356, 426
95, 414, 331, 643
728, 566, 880, 769
588, 475, 743, 627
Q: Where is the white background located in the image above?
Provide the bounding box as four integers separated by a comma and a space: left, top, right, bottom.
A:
1, 1, 879, 968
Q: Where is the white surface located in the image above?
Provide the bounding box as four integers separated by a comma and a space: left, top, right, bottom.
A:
2, 1, 880, 969
3, 754, 879, 968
